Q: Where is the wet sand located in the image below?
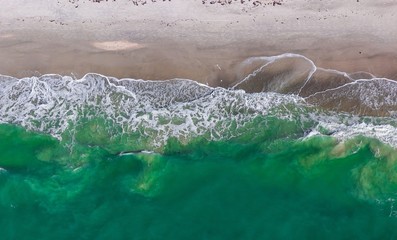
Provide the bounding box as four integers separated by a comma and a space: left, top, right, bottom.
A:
0, 0, 397, 87
1, 31, 396, 88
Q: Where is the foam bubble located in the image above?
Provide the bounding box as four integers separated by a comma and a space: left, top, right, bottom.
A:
2, 54, 397, 150
0, 72, 304, 149
306, 78, 397, 116
233, 53, 317, 95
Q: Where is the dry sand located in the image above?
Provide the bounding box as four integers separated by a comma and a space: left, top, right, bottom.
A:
0, 0, 397, 86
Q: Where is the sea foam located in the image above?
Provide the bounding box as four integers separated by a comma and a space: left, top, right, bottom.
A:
1, 53, 397, 150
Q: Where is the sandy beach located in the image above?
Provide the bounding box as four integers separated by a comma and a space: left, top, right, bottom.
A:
4, 3, 397, 238
0, 0, 397, 86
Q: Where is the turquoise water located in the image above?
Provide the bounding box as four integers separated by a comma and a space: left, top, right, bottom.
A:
2, 122, 397, 239
2, 54, 397, 239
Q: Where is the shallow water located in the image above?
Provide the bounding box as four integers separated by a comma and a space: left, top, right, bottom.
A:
1, 54, 397, 239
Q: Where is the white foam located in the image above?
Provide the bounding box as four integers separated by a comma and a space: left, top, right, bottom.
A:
297, 108, 397, 149
0, 72, 303, 149
305, 78, 397, 112
2, 54, 397, 150
232, 53, 317, 94
322, 122, 397, 147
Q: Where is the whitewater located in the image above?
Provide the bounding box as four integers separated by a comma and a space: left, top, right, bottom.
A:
1, 53, 397, 239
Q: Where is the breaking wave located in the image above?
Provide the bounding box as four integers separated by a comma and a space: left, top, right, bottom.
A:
3, 53, 397, 239
1, 53, 397, 150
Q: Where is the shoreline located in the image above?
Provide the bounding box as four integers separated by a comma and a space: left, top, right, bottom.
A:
1, 0, 397, 86
1, 31, 396, 87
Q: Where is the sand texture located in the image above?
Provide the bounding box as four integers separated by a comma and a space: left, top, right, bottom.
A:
0, 0, 396, 85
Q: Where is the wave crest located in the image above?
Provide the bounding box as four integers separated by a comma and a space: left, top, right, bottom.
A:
2, 53, 397, 150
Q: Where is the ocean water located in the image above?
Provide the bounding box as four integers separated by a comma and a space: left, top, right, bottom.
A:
2, 54, 397, 239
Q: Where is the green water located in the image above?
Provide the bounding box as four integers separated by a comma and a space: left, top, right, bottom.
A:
1, 120, 397, 240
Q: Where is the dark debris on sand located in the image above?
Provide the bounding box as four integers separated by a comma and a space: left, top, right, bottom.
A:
66, 0, 172, 7
90, 0, 172, 6
201, 0, 283, 7
67, 0, 283, 7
